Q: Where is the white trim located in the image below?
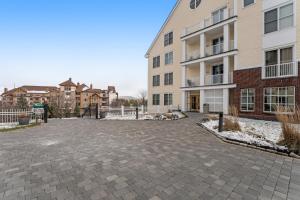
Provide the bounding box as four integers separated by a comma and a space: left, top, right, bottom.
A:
145, 0, 181, 58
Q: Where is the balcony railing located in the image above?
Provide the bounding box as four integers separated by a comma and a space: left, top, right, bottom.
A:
205, 72, 233, 85
182, 7, 234, 37
205, 43, 224, 57
185, 51, 201, 62
263, 62, 298, 79
185, 78, 200, 87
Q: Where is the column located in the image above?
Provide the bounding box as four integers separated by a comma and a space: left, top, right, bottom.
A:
200, 33, 206, 57
234, 21, 238, 49
223, 24, 229, 52
182, 40, 187, 62
200, 90, 205, 113
181, 91, 187, 112
223, 56, 229, 84
200, 62, 205, 86
223, 89, 229, 115
234, 0, 238, 16
181, 66, 186, 87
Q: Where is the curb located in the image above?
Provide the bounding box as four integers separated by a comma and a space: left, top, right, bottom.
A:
197, 123, 299, 159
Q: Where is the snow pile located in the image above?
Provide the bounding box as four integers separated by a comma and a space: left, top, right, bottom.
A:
202, 118, 287, 151
103, 113, 154, 120
0, 123, 18, 130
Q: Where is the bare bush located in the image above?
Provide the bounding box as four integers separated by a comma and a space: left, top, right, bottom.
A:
276, 106, 300, 153
224, 106, 241, 132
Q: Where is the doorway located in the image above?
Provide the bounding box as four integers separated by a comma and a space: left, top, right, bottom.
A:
190, 95, 200, 112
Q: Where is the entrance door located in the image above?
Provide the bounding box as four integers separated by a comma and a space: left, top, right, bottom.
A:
191, 95, 200, 111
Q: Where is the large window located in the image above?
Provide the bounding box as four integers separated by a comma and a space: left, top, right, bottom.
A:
153, 56, 160, 68
165, 52, 173, 65
264, 3, 293, 34
152, 75, 160, 87
164, 73, 173, 85
164, 93, 173, 106
152, 94, 160, 106
244, 0, 254, 7
264, 87, 295, 113
164, 32, 173, 46
265, 47, 293, 65
241, 89, 255, 112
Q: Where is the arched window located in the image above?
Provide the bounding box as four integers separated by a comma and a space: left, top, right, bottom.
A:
190, 0, 201, 9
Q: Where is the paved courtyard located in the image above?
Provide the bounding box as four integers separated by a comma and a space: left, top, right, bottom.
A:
0, 118, 300, 200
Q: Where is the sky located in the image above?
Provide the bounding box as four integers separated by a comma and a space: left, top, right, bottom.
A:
0, 0, 177, 97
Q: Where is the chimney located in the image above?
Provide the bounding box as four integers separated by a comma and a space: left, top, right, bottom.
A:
77, 82, 80, 86
90, 84, 93, 89
4, 88, 8, 93
69, 78, 72, 81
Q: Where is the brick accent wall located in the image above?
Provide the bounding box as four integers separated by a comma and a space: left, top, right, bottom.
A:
233, 62, 300, 120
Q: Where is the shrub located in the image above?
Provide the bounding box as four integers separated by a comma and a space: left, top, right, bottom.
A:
224, 106, 241, 132
276, 106, 300, 153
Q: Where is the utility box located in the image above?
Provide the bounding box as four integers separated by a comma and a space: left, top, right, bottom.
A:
203, 104, 209, 114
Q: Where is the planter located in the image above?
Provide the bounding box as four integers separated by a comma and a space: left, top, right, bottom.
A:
18, 117, 30, 126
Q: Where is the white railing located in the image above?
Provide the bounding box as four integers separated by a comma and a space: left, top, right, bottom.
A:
185, 78, 200, 87
206, 43, 224, 56
205, 72, 233, 85
185, 51, 200, 61
263, 62, 297, 79
101, 106, 146, 118
0, 109, 39, 128
182, 7, 235, 37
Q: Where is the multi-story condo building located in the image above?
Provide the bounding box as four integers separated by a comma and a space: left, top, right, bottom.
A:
146, 0, 299, 119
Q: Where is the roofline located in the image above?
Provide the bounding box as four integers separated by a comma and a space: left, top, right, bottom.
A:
144, 0, 181, 58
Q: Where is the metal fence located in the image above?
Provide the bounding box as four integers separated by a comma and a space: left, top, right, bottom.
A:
0, 108, 44, 128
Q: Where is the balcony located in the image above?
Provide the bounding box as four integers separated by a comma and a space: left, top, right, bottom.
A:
182, 7, 235, 37
184, 78, 200, 88
205, 73, 233, 86
263, 62, 298, 79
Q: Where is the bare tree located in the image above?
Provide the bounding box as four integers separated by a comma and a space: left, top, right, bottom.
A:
138, 89, 147, 106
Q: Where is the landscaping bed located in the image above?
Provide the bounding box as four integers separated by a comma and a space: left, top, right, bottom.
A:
201, 117, 288, 152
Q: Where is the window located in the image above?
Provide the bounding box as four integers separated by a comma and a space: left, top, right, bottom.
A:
164, 32, 173, 46
279, 4, 293, 30
190, 0, 201, 9
164, 73, 173, 85
244, 0, 254, 7
265, 9, 278, 34
165, 52, 173, 65
264, 3, 293, 34
152, 94, 160, 105
153, 56, 160, 68
265, 47, 293, 65
241, 89, 255, 112
264, 87, 295, 113
212, 8, 225, 24
152, 75, 160, 87
164, 93, 173, 106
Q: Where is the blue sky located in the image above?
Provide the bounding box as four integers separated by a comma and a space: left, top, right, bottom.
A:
0, 0, 176, 96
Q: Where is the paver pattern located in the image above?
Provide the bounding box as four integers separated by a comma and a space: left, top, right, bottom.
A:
0, 117, 300, 200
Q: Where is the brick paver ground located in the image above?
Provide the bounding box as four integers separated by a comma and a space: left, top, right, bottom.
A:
0, 117, 299, 200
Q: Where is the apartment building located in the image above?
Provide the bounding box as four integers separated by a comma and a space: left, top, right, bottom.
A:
1, 86, 58, 107
1, 78, 118, 110
146, 0, 299, 119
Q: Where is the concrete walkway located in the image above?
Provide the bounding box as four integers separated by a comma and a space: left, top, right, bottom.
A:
0, 118, 299, 200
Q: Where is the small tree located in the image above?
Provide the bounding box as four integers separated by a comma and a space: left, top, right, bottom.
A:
17, 94, 29, 109
138, 89, 147, 106
74, 105, 80, 117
